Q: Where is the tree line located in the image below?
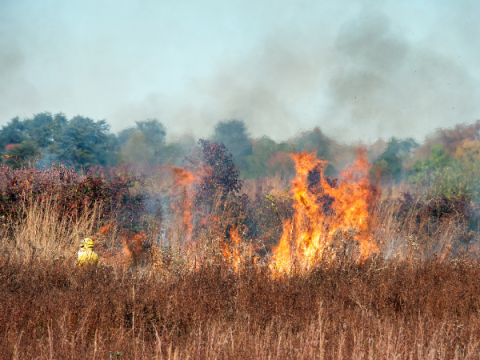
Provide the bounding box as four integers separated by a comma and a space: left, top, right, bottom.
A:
3, 112, 480, 204
0, 112, 334, 178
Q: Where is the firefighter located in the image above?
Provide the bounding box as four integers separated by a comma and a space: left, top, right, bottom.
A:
76, 238, 99, 267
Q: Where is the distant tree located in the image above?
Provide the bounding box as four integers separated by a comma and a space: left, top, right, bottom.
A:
120, 131, 155, 164
4, 140, 38, 168
412, 144, 452, 175
0, 113, 65, 166
408, 144, 455, 194
454, 140, 480, 163
56, 116, 116, 168
407, 144, 478, 201
161, 134, 196, 166
117, 127, 136, 147
25, 112, 55, 148
371, 137, 418, 183
184, 139, 243, 210
118, 119, 167, 164
0, 112, 118, 168
212, 119, 252, 173
243, 136, 294, 179
293, 127, 332, 160
244, 137, 278, 178
0, 117, 28, 149
135, 119, 166, 146
292, 127, 335, 176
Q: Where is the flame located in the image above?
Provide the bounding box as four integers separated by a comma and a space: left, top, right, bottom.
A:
170, 166, 195, 242
270, 151, 378, 275
171, 166, 195, 185
221, 227, 254, 273
98, 230, 147, 268
99, 223, 114, 237
122, 231, 147, 267
440, 244, 452, 262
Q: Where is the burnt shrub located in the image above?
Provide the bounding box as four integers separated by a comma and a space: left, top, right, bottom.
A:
184, 139, 243, 209
244, 185, 293, 250
394, 191, 473, 240
182, 139, 249, 240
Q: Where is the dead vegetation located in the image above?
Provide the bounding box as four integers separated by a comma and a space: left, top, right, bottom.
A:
1, 154, 480, 359
1, 254, 480, 359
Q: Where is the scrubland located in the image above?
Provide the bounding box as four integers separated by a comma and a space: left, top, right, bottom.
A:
1, 142, 480, 359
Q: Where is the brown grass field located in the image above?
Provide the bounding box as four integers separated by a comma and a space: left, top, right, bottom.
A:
1, 193, 479, 360
2, 254, 480, 359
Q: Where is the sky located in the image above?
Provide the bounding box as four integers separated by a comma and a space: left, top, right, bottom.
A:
1, 0, 479, 143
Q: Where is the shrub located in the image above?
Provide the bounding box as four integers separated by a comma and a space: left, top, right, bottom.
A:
0, 162, 148, 231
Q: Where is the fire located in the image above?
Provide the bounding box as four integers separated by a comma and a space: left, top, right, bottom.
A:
270, 151, 378, 274
96, 223, 148, 268
98, 223, 114, 237
170, 166, 195, 185
222, 227, 254, 273
122, 231, 148, 267
440, 244, 452, 262
170, 166, 195, 242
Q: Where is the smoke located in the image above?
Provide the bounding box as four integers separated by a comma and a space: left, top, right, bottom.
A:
0, 41, 39, 114
161, 8, 479, 143
1, 0, 480, 143
325, 11, 478, 142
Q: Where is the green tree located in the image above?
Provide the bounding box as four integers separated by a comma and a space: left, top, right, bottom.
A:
211, 119, 252, 174
0, 117, 28, 149
161, 134, 196, 166
0, 112, 65, 166
244, 136, 293, 179
408, 144, 466, 199
118, 119, 167, 164
0, 112, 118, 168
56, 116, 116, 168
371, 137, 418, 183
293, 127, 332, 161
411, 144, 452, 176
4, 141, 38, 168
25, 112, 55, 148
120, 131, 155, 164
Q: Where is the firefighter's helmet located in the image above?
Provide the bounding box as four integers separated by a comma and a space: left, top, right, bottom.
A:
80, 238, 95, 249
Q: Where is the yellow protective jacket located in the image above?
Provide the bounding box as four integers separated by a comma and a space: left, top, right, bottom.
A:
76, 248, 99, 267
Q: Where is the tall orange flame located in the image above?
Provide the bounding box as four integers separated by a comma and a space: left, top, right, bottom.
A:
170, 166, 195, 242
270, 151, 378, 274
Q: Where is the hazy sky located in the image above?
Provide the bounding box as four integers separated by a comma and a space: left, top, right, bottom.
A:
1, 0, 479, 142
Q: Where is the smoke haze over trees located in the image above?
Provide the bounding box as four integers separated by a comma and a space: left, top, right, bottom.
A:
3, 111, 480, 206
1, 0, 480, 143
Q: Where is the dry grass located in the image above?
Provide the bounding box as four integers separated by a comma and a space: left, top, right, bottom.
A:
371, 196, 477, 261
2, 188, 480, 359
1, 196, 101, 263
241, 175, 291, 200
1, 256, 480, 359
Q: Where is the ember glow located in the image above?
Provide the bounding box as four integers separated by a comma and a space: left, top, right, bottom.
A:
270, 151, 378, 274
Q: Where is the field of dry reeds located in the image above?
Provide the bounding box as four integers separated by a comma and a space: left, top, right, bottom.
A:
1, 153, 480, 359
